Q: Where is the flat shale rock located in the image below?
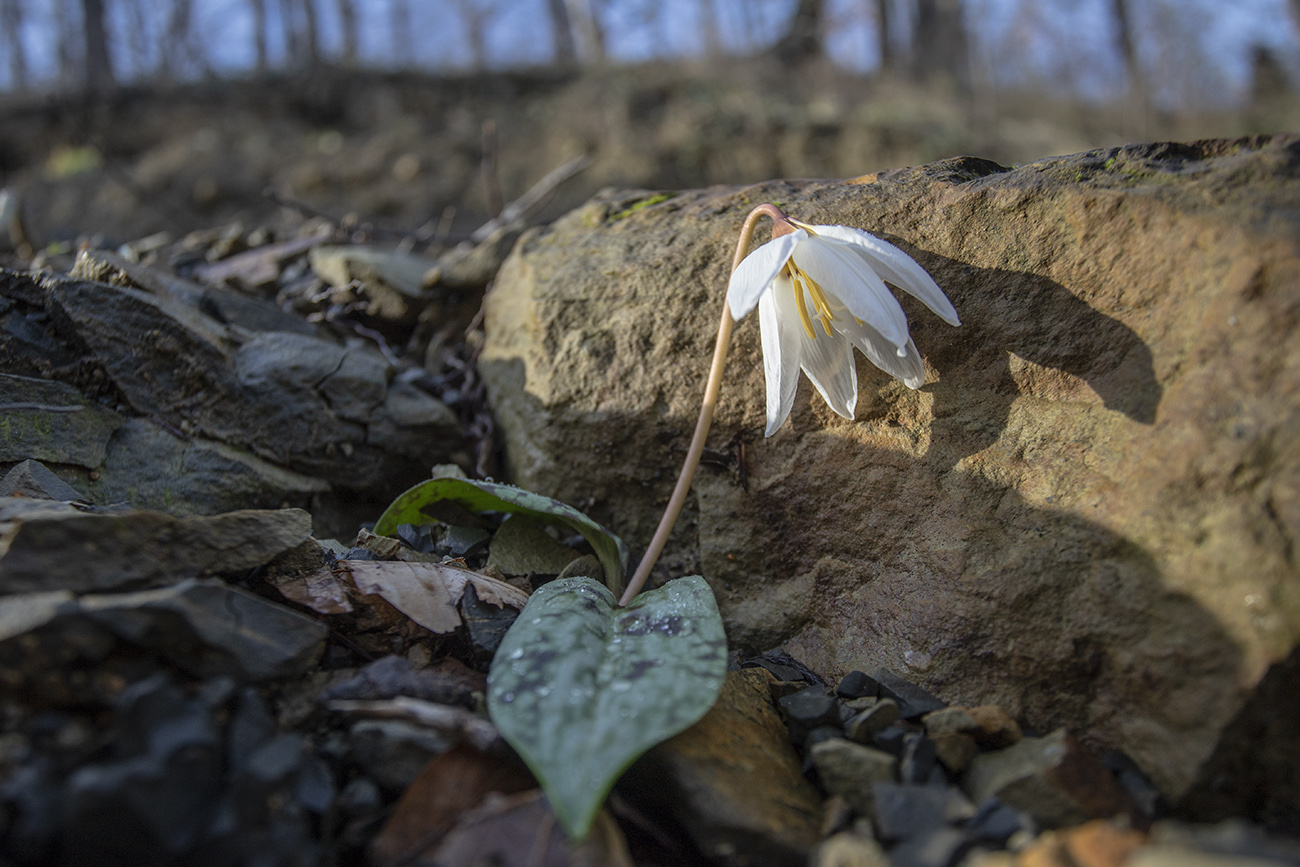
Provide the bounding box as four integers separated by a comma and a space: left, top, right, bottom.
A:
0, 264, 462, 535
0, 501, 313, 594
479, 137, 1300, 812
0, 373, 122, 467
619, 667, 823, 867
962, 729, 1138, 830
76, 578, 328, 681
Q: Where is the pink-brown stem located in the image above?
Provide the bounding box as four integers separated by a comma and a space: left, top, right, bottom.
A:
618, 203, 789, 606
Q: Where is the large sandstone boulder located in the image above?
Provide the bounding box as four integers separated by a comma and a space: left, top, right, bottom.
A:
478, 137, 1300, 817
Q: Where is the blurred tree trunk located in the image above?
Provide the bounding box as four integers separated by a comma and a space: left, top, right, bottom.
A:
280, 0, 320, 68
1, 0, 30, 88
81, 0, 115, 93
772, 0, 823, 65
391, 0, 413, 66
299, 0, 321, 67
874, 0, 893, 73
700, 0, 723, 57
163, 0, 197, 79
336, 0, 358, 65
910, 0, 969, 91
453, 0, 492, 69
565, 0, 605, 63
249, 0, 269, 71
56, 0, 79, 88
545, 0, 577, 63
1110, 0, 1144, 98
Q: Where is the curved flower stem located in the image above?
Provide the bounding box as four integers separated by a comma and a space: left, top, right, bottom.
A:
618, 203, 788, 606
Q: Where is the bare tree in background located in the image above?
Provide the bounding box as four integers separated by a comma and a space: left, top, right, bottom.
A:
391, 0, 414, 67
873, 0, 895, 74
1, 0, 30, 88
700, 0, 723, 57
565, 0, 606, 63
452, 0, 498, 69
772, 0, 824, 65
911, 0, 970, 90
545, 0, 577, 62
280, 0, 321, 68
250, 0, 269, 72
81, 0, 116, 92
336, 0, 358, 65
1110, 0, 1145, 101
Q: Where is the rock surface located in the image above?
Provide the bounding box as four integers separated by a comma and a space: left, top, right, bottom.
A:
619, 667, 824, 867
479, 136, 1300, 810
0, 258, 465, 537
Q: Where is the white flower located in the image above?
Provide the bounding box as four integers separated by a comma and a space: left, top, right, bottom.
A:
727, 220, 960, 436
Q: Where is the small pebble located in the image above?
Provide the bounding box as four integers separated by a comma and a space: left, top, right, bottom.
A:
837, 670, 880, 699
899, 732, 939, 784
876, 669, 946, 719
779, 686, 843, 743
846, 699, 900, 743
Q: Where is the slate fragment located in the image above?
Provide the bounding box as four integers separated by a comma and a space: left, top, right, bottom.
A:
72, 247, 319, 337
77, 578, 328, 681
870, 783, 976, 841
324, 654, 482, 707
837, 670, 880, 699
810, 738, 899, 817
740, 647, 825, 684
42, 271, 460, 489
0, 503, 313, 594
0, 372, 122, 467
778, 686, 844, 744
2, 670, 334, 867
876, 668, 946, 720
0, 459, 87, 502
348, 719, 452, 792
60, 676, 225, 863
962, 729, 1140, 829
845, 699, 900, 743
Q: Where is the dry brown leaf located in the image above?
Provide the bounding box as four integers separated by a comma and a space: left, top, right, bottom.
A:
369, 742, 535, 867
340, 560, 528, 634
268, 565, 353, 614
430, 789, 633, 867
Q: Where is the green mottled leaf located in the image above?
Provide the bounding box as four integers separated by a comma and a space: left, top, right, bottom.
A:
374, 477, 629, 596
487, 576, 727, 840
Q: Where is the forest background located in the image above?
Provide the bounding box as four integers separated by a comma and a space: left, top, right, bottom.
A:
1, 0, 1299, 248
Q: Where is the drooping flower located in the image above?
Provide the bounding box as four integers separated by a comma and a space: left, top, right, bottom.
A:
726, 219, 960, 436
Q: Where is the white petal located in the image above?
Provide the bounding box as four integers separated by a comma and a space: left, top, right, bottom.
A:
791, 236, 910, 350
759, 277, 804, 436
810, 224, 960, 326
834, 314, 927, 388
726, 228, 806, 321
773, 284, 858, 419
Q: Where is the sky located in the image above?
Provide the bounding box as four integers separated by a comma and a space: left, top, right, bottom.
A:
3, 0, 1298, 108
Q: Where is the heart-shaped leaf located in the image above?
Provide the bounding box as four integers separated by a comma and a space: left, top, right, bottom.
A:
487, 575, 727, 840
373, 477, 629, 596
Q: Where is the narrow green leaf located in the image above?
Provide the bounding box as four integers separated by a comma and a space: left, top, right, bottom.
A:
487, 575, 727, 840
373, 477, 629, 596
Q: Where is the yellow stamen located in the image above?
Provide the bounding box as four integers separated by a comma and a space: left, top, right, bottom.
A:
794, 265, 836, 337
791, 271, 817, 340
